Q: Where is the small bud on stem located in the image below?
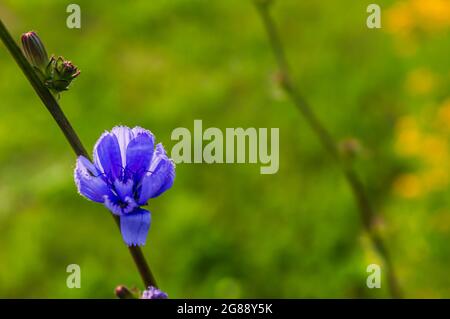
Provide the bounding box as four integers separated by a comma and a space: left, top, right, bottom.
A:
46, 56, 80, 92
115, 285, 137, 299
20, 31, 80, 96
21, 31, 49, 70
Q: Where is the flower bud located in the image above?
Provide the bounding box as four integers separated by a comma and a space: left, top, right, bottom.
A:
21, 31, 49, 70
338, 138, 362, 160
55, 57, 80, 79
47, 56, 81, 92
115, 285, 137, 299
141, 286, 168, 299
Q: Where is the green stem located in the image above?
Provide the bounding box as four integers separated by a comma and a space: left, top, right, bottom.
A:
255, 1, 401, 298
0, 18, 157, 289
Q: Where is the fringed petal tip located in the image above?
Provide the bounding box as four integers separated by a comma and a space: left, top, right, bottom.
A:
154, 142, 177, 171
110, 125, 155, 143
120, 209, 151, 247
74, 155, 109, 203
137, 146, 175, 204
131, 126, 155, 139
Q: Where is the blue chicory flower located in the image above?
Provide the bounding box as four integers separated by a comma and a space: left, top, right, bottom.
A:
141, 286, 168, 299
74, 126, 175, 246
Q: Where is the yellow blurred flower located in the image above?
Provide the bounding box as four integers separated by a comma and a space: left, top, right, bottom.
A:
393, 173, 423, 198
421, 135, 448, 165
411, 0, 450, 31
387, 0, 450, 36
394, 103, 450, 196
405, 68, 437, 95
386, 1, 414, 35
436, 99, 450, 130
395, 116, 422, 156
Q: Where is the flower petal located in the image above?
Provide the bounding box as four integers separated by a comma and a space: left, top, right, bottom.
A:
113, 179, 134, 199
120, 208, 151, 246
138, 143, 175, 205
131, 126, 152, 137
111, 126, 133, 168
104, 194, 138, 215
74, 156, 110, 203
93, 132, 123, 181
125, 130, 155, 182
141, 286, 168, 299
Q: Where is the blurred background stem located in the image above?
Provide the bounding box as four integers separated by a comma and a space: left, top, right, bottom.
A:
0, 18, 157, 290
255, 1, 401, 298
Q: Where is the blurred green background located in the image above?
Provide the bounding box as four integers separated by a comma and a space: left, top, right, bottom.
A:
0, 0, 449, 298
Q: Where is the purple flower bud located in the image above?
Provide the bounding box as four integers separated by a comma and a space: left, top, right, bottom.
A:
141, 286, 168, 299
21, 31, 49, 70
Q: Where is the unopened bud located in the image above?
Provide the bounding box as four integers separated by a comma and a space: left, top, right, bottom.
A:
21, 31, 49, 70
46, 56, 81, 92
115, 285, 136, 299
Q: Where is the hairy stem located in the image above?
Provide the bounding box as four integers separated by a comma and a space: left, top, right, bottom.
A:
0, 18, 157, 289
255, 2, 401, 298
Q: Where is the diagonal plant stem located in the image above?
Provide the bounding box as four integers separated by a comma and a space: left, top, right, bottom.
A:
0, 18, 157, 289
255, 1, 401, 298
